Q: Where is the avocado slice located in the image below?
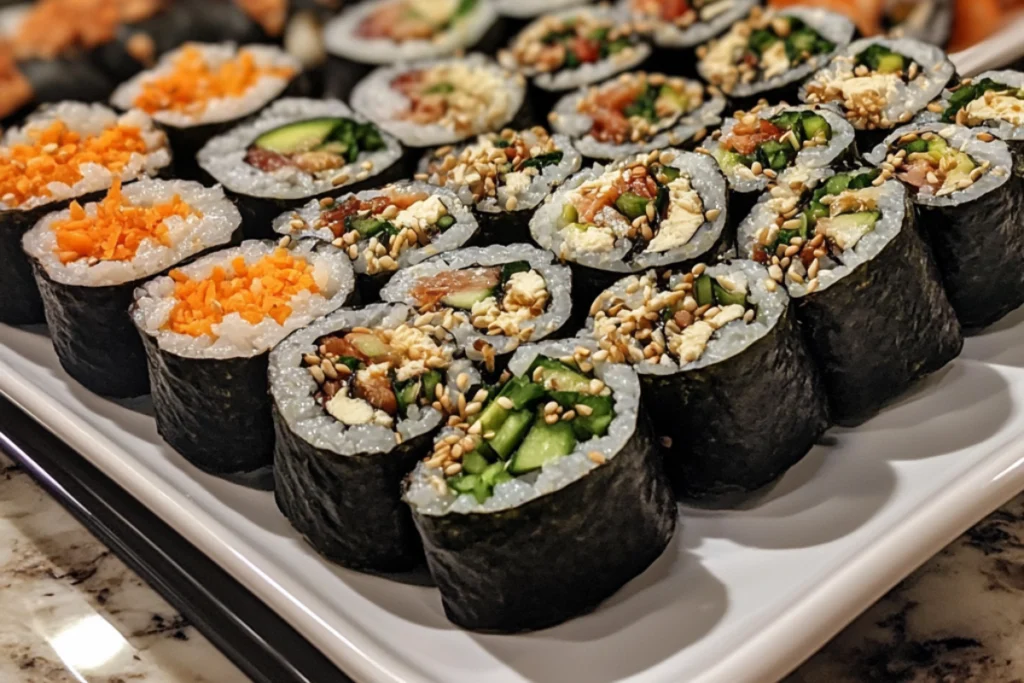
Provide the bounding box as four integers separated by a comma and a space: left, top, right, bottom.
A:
254, 118, 342, 154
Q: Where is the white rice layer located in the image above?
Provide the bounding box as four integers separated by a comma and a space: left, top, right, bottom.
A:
1, 103, 171, 212
131, 239, 354, 359
110, 43, 300, 129
706, 103, 855, 193
416, 131, 582, 213
23, 179, 240, 287
864, 122, 1014, 208
404, 337, 643, 515
800, 37, 954, 129
379, 243, 572, 357
350, 53, 526, 147
737, 167, 908, 298
530, 150, 728, 273
269, 303, 448, 455
197, 98, 403, 201
271, 182, 478, 275
324, 0, 498, 64
551, 74, 726, 160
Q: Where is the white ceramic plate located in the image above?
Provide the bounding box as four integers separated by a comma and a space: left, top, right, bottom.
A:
4, 38, 1024, 683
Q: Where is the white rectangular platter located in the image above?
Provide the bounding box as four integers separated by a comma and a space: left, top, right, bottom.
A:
4, 30, 1024, 683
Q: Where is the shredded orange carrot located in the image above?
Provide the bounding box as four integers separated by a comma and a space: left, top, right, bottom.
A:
0, 120, 151, 208
166, 248, 320, 337
133, 45, 295, 116
51, 179, 199, 264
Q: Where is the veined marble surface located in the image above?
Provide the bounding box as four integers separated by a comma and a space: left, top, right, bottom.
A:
1, 449, 1022, 683
0, 452, 248, 683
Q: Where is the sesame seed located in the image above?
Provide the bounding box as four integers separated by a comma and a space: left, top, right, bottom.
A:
456, 373, 469, 391
496, 396, 514, 410
704, 208, 721, 221
545, 413, 560, 425
308, 365, 325, 383
587, 451, 606, 464
332, 173, 350, 186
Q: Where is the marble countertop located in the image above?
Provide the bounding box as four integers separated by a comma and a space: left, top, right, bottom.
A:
2, 450, 1021, 683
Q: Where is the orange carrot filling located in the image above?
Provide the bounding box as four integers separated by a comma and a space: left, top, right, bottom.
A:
166, 248, 320, 337
133, 46, 295, 115
52, 179, 199, 264
0, 120, 151, 208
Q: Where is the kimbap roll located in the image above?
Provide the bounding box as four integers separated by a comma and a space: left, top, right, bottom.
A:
695, 7, 854, 108
497, 6, 652, 113
494, 0, 593, 34
530, 149, 729, 315
322, 0, 499, 100
198, 97, 403, 239
864, 123, 1024, 329
701, 103, 856, 226
620, 0, 757, 74
923, 71, 1024, 176
272, 182, 478, 299
270, 303, 462, 571
404, 339, 676, 632
736, 166, 962, 425
415, 127, 581, 244
800, 37, 955, 149
548, 71, 725, 161
0, 101, 171, 324
585, 261, 829, 498
380, 244, 573, 370
22, 179, 240, 397
110, 42, 301, 173
131, 238, 354, 474
350, 54, 527, 151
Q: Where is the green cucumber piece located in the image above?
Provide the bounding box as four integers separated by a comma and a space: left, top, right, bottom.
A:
769, 111, 801, 131
712, 280, 747, 307
902, 139, 929, 154
876, 53, 906, 74
436, 215, 455, 230
800, 113, 831, 141
472, 477, 492, 503
394, 378, 421, 417
694, 274, 714, 307
824, 174, 851, 196
548, 391, 614, 440
345, 216, 386, 239
748, 28, 777, 55
441, 287, 494, 310
487, 409, 533, 460
559, 203, 579, 227
345, 332, 393, 359
508, 417, 578, 474
421, 371, 442, 404
500, 261, 531, 284
527, 356, 591, 393
480, 461, 506, 486
424, 82, 455, 94
449, 474, 479, 494
847, 170, 880, 189
497, 375, 546, 410
614, 192, 650, 220
462, 449, 491, 475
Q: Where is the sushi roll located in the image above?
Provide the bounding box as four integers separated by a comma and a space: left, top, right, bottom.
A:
110, 42, 301, 175
619, 0, 758, 75
198, 97, 403, 239
350, 54, 527, 151
548, 71, 726, 162
0, 101, 171, 325
22, 179, 240, 397
494, 0, 593, 35
404, 338, 676, 632
736, 166, 963, 425
864, 123, 1024, 329
497, 6, 652, 114
416, 127, 581, 244
322, 0, 500, 100
380, 244, 573, 370
0, 42, 114, 123
530, 149, 729, 316
131, 238, 354, 474
800, 37, 955, 149
584, 261, 829, 498
696, 7, 854, 109
922, 71, 1024, 176
701, 103, 856, 226
272, 182, 478, 299
269, 303, 464, 572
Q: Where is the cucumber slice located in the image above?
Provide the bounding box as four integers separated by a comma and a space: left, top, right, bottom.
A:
876, 53, 905, 74
345, 216, 386, 239
437, 215, 455, 230
449, 474, 479, 494
254, 118, 340, 154
500, 261, 531, 284
694, 274, 714, 307
508, 418, 578, 474
548, 391, 614, 440
472, 477, 492, 503
614, 192, 650, 220
769, 111, 801, 131
847, 170, 879, 189
441, 287, 493, 310
487, 409, 533, 460
462, 449, 491, 475
527, 357, 591, 393
498, 375, 547, 410
559, 203, 579, 227
345, 332, 393, 360
394, 378, 421, 417
800, 114, 831, 141
480, 461, 506, 486
422, 371, 442, 403
824, 174, 851, 196
713, 280, 747, 307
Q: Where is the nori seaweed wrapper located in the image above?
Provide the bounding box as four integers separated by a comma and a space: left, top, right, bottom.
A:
0, 205, 50, 324
131, 239, 354, 474
268, 304, 456, 571
795, 195, 962, 425
865, 123, 1024, 329
406, 341, 676, 632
